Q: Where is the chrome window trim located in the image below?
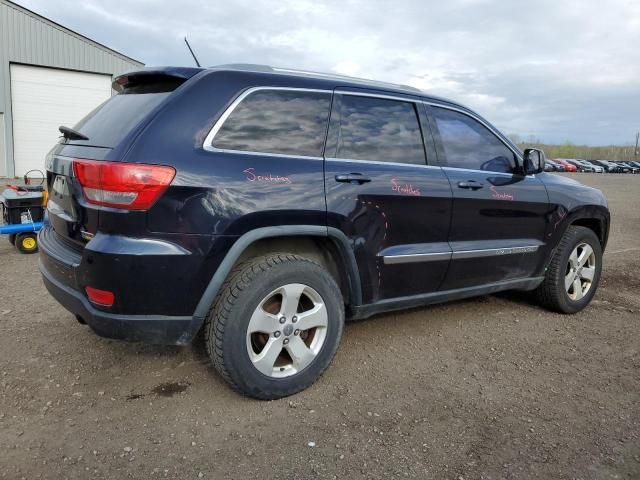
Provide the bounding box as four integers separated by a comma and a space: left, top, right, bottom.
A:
442, 166, 518, 177
335, 90, 422, 103
442, 166, 536, 179
202, 86, 525, 174
382, 245, 540, 264
325, 157, 441, 170
333, 92, 524, 171
203, 86, 333, 156
209, 148, 323, 161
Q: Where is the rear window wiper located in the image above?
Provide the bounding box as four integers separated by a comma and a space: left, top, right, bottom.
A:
59, 125, 89, 141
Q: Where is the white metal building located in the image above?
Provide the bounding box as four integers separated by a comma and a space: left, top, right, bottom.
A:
0, 0, 144, 177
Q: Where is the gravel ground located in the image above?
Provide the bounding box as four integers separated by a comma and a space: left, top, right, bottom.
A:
0, 173, 638, 479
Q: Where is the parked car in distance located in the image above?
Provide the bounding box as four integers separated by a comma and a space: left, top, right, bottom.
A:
618, 162, 639, 173
576, 160, 599, 172
628, 161, 640, 169
614, 162, 632, 173
589, 160, 619, 173
39, 64, 611, 399
564, 159, 595, 173
555, 159, 578, 172
563, 159, 585, 172
546, 159, 566, 172
581, 160, 604, 173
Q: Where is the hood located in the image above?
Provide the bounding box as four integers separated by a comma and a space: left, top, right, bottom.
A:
540, 172, 608, 208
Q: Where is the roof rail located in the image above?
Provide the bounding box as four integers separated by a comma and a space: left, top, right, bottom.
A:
271, 67, 422, 93
212, 63, 275, 73
209, 63, 422, 94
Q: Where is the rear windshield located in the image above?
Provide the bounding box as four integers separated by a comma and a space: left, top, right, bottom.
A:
70, 92, 170, 148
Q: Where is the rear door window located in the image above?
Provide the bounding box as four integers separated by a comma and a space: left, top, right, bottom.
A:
212, 89, 331, 157
329, 94, 426, 165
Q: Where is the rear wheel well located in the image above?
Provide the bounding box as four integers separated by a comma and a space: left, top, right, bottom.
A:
571, 218, 604, 246
235, 236, 351, 305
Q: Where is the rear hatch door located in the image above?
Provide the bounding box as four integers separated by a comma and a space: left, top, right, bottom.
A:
46, 150, 106, 247
45, 69, 198, 246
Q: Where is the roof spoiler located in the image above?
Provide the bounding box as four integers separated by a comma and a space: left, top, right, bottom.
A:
112, 67, 204, 93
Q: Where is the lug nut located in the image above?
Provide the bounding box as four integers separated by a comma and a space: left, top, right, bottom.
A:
292, 316, 298, 323
294, 329, 300, 336
274, 331, 281, 338
283, 338, 289, 345
279, 316, 286, 324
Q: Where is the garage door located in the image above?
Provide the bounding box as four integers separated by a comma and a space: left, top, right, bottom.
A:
10, 64, 112, 176
0, 113, 5, 175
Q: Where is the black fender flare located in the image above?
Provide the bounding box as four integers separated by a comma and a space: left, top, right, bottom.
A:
542, 204, 610, 271
559, 205, 609, 247
187, 225, 361, 339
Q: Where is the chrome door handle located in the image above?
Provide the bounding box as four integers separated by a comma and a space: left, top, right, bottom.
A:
457, 180, 484, 190
335, 174, 372, 184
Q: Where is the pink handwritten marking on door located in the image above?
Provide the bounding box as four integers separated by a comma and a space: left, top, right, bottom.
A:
489, 185, 514, 201
391, 178, 421, 196
243, 168, 291, 184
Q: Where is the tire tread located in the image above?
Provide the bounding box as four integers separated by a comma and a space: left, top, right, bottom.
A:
203, 253, 340, 399
535, 225, 601, 313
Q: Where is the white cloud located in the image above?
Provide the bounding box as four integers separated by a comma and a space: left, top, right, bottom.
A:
332, 61, 361, 77
15, 0, 640, 145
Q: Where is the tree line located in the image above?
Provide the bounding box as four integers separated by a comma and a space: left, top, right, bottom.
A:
508, 135, 639, 161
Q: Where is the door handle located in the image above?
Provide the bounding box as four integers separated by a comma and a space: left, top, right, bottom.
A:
457, 180, 484, 190
335, 173, 372, 184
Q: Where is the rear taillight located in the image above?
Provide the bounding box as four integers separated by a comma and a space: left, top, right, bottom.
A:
72, 159, 175, 210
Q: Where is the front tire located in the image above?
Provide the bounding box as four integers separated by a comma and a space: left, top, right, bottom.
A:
204, 253, 344, 400
536, 226, 602, 313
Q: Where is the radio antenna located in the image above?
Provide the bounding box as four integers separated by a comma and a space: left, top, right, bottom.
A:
184, 37, 201, 67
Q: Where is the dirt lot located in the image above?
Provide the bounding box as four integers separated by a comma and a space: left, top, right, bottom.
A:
1, 174, 638, 479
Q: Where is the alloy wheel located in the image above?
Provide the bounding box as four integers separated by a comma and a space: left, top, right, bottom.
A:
246, 283, 328, 378
565, 242, 596, 301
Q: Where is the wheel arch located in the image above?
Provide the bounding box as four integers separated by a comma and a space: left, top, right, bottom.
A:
570, 216, 607, 248
188, 226, 361, 339
558, 205, 609, 247
542, 204, 610, 274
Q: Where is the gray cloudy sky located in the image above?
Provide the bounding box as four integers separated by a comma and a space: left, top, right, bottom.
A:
18, 0, 640, 145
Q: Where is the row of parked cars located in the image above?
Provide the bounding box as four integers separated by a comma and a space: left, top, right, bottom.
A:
545, 158, 640, 173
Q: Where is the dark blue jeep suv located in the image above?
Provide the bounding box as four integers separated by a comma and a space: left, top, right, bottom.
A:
39, 65, 610, 399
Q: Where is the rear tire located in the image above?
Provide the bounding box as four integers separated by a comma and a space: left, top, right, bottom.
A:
15, 232, 38, 254
204, 253, 344, 400
8, 234, 16, 246
535, 226, 602, 313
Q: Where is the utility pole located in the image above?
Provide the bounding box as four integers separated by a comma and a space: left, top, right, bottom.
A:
635, 131, 639, 160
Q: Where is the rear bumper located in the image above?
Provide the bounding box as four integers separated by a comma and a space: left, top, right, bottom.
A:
37, 224, 208, 345
40, 260, 197, 345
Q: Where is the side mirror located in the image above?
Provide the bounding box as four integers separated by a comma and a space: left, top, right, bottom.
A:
523, 148, 545, 175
